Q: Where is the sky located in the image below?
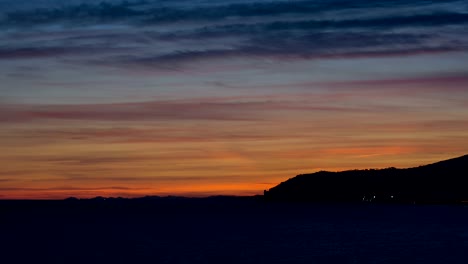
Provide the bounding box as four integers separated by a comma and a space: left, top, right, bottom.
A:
1, 0, 467, 199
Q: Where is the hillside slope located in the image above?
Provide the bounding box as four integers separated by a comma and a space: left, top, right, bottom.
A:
264, 155, 468, 203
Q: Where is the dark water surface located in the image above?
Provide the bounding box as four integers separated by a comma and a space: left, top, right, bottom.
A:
1, 199, 467, 264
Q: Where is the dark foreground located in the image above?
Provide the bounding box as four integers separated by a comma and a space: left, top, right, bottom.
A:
1, 198, 468, 264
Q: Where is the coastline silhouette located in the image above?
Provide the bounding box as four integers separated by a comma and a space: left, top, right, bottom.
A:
29, 154, 468, 204
265, 154, 468, 204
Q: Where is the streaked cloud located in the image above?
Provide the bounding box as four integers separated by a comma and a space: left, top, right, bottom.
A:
0, 0, 466, 69
0, 96, 370, 124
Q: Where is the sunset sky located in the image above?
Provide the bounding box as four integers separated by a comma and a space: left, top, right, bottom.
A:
1, 0, 467, 199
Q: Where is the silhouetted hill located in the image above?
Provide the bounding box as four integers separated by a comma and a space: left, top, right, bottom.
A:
264, 155, 468, 204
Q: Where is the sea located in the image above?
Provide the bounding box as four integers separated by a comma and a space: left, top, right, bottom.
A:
1, 199, 467, 264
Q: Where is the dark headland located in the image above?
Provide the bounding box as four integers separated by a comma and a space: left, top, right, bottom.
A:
264, 154, 468, 204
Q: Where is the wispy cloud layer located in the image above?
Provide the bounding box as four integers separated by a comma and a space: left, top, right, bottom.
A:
0, 0, 467, 68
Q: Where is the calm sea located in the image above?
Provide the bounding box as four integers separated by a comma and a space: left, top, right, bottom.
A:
1, 200, 467, 263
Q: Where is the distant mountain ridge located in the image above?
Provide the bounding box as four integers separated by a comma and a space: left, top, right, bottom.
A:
264, 155, 468, 203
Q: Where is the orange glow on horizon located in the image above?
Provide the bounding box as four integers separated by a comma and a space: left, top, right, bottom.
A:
1, 64, 468, 200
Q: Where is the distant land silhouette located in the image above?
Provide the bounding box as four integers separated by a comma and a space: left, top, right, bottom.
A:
264, 154, 468, 204
54, 154, 468, 205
